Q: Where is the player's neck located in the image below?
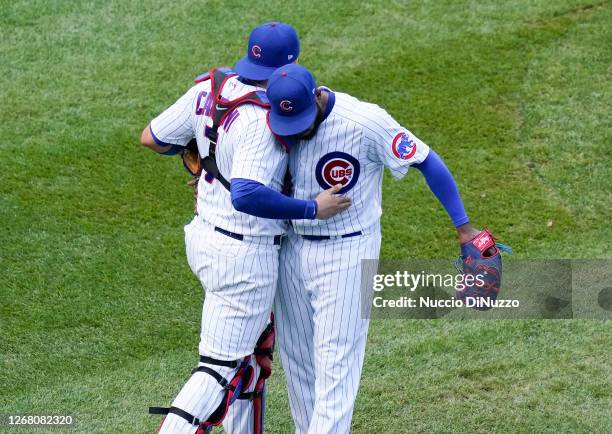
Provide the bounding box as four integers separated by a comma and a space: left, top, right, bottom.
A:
316, 87, 329, 112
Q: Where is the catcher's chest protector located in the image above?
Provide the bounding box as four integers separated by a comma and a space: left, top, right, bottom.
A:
195, 68, 271, 190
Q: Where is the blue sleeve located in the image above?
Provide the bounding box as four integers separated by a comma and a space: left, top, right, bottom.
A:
231, 178, 317, 220
159, 144, 183, 155
413, 150, 469, 227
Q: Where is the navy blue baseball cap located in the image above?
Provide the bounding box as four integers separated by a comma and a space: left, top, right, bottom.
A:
234, 22, 300, 81
267, 64, 317, 136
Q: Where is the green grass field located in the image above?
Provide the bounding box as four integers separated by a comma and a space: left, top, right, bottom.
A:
1, 0, 610, 432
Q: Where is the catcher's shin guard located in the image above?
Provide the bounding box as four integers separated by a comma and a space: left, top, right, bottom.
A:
150, 355, 254, 433
236, 314, 276, 434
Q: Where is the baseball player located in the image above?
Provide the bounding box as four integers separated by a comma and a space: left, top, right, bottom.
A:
139, 23, 350, 434
231, 63, 501, 433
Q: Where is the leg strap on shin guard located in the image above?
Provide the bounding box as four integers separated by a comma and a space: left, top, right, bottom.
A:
149, 355, 254, 432
149, 406, 201, 425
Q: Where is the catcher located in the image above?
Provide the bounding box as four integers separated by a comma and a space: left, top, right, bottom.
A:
139, 23, 338, 434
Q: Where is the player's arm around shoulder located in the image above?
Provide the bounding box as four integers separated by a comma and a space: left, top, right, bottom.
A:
229, 109, 351, 220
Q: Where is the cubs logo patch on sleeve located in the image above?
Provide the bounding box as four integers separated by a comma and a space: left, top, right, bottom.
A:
392, 132, 417, 160
315, 151, 360, 194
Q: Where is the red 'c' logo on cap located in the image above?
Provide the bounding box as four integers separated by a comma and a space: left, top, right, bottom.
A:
280, 100, 293, 112
251, 45, 262, 58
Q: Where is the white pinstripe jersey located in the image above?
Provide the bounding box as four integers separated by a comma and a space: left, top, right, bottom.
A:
288, 91, 430, 236
150, 76, 288, 236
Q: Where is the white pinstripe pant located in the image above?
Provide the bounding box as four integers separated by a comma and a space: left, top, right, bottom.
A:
275, 225, 381, 434
159, 217, 279, 434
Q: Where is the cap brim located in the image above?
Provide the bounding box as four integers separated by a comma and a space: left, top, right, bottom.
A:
234, 56, 279, 81
269, 105, 318, 136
